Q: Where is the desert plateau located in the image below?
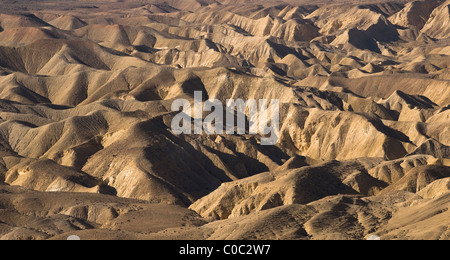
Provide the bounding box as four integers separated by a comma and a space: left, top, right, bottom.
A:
0, 0, 449, 240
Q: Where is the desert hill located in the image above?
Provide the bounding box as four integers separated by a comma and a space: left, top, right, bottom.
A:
420, 0, 450, 39
389, 0, 444, 30
0, 0, 448, 240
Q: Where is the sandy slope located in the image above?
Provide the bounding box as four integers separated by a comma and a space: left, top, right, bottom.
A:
0, 0, 448, 240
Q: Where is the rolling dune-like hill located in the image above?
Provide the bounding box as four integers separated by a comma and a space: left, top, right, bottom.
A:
0, 0, 449, 240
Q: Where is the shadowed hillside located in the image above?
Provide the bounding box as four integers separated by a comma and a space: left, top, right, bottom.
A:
0, 0, 449, 240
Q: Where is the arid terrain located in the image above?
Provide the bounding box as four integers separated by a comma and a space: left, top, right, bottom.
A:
0, 0, 449, 240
